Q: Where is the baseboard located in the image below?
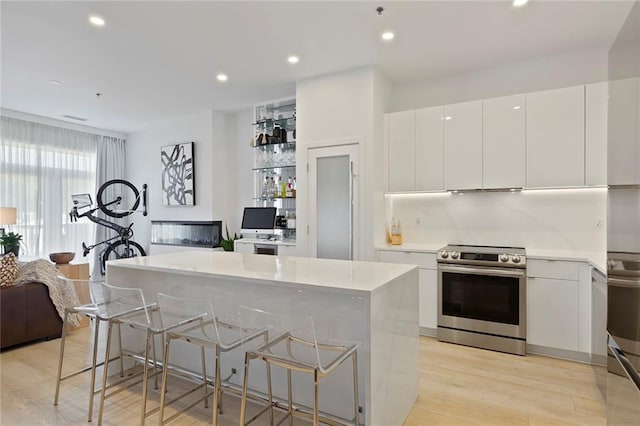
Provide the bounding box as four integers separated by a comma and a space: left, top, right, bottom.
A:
526, 344, 604, 365
419, 326, 437, 337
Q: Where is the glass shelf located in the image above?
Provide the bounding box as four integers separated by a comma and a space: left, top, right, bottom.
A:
254, 141, 296, 149
253, 117, 295, 126
253, 165, 295, 171
253, 196, 297, 201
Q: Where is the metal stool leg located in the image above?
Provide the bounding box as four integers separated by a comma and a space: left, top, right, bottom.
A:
118, 323, 125, 377
201, 346, 208, 409
53, 309, 70, 407
352, 351, 360, 426
313, 368, 319, 426
97, 321, 115, 426
151, 332, 159, 390
239, 352, 251, 426
266, 361, 274, 425
140, 329, 152, 426
287, 369, 293, 426
87, 318, 102, 422
212, 346, 221, 425
158, 335, 172, 425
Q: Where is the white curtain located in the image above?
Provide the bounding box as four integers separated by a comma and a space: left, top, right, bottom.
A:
0, 116, 98, 260
92, 136, 126, 277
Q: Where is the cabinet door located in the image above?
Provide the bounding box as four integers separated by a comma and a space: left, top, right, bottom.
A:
586, 82, 608, 186
419, 268, 438, 329
482, 94, 526, 189
277, 245, 297, 257
443, 101, 483, 190
608, 77, 639, 185
526, 86, 585, 188
415, 106, 444, 191
387, 110, 416, 192
527, 277, 580, 351
234, 241, 254, 254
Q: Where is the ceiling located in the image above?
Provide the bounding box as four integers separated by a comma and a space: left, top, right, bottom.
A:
0, 1, 634, 133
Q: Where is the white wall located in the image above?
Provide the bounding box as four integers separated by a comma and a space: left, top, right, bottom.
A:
387, 188, 606, 253
231, 109, 255, 235
296, 66, 389, 261
391, 48, 608, 112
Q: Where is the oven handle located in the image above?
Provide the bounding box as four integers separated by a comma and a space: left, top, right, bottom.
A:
609, 342, 640, 393
608, 277, 640, 289
438, 264, 525, 278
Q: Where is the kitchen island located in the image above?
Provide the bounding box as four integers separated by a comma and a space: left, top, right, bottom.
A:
106, 251, 419, 426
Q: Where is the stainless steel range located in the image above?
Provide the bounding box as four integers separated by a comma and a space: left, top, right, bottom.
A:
437, 245, 526, 355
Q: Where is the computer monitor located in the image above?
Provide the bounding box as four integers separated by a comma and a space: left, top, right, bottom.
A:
72, 193, 93, 209
241, 207, 277, 238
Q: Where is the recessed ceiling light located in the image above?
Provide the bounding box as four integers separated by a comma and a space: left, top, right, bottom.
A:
444, 116, 452, 120
216, 73, 228, 82
381, 31, 395, 41
287, 56, 299, 64
49, 80, 62, 85
513, 106, 521, 110
513, 0, 529, 7
89, 15, 105, 27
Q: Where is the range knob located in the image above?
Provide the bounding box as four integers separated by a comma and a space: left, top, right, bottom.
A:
451, 251, 459, 259
512, 255, 521, 263
440, 251, 449, 259
500, 254, 510, 263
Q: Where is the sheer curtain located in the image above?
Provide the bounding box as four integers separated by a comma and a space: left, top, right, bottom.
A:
0, 116, 98, 260
92, 136, 126, 277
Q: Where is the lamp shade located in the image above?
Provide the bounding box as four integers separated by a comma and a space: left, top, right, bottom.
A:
0, 207, 17, 225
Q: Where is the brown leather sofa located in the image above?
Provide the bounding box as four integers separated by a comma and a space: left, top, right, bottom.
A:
0, 282, 63, 349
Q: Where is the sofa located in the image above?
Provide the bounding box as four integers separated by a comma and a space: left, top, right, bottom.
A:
0, 282, 63, 349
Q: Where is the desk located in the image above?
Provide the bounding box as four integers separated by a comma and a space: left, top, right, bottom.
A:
107, 251, 419, 426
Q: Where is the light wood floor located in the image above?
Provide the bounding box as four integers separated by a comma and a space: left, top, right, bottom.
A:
0, 326, 606, 425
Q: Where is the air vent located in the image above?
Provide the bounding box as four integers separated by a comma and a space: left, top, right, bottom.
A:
62, 114, 88, 122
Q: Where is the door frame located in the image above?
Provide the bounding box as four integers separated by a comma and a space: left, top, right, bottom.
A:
305, 137, 364, 260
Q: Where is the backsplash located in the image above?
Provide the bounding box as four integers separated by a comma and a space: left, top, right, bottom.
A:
386, 188, 607, 252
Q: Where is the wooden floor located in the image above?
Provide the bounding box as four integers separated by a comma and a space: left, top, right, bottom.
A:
0, 326, 606, 425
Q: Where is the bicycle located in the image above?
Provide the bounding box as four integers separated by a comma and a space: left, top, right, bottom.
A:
70, 179, 148, 275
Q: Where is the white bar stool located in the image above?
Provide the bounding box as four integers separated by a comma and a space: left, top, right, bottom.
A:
156, 294, 269, 425
239, 313, 360, 426
53, 278, 149, 422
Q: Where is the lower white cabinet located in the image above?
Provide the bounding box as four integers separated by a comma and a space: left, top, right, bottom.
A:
379, 250, 438, 331
527, 277, 580, 351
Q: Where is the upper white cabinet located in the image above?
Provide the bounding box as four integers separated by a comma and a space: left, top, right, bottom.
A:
415, 106, 444, 191
608, 77, 639, 185
443, 101, 483, 190
387, 110, 416, 192
585, 82, 608, 186
526, 86, 585, 188
482, 94, 526, 189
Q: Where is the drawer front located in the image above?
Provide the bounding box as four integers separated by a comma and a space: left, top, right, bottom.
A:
527, 259, 580, 281
379, 250, 437, 269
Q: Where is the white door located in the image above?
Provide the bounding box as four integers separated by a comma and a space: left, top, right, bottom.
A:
308, 144, 359, 260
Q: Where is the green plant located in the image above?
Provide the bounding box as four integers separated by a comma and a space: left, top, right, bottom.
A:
220, 226, 241, 252
1, 232, 23, 255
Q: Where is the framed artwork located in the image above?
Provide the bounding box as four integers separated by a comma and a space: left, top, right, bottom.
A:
161, 142, 195, 206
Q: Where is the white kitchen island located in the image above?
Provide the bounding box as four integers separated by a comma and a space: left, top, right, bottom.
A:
106, 251, 418, 426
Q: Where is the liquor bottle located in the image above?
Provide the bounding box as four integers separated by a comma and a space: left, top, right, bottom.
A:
262, 176, 269, 199
293, 177, 297, 197
270, 177, 277, 198
286, 177, 292, 197
280, 176, 286, 198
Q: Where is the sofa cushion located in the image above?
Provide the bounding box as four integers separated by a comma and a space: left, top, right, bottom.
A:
0, 253, 18, 287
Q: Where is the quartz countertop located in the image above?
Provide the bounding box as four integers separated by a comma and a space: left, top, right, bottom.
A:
236, 238, 296, 246
107, 251, 416, 294
375, 243, 444, 253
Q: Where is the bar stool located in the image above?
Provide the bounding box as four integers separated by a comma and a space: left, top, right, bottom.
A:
240, 313, 360, 426
157, 294, 270, 425
54, 278, 148, 422
96, 285, 209, 426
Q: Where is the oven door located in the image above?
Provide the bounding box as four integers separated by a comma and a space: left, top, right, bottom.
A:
607, 275, 640, 368
438, 264, 526, 339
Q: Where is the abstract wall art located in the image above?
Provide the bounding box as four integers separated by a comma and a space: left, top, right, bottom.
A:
161, 142, 195, 206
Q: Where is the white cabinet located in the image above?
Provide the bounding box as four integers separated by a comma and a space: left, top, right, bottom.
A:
443, 101, 483, 190
526, 86, 585, 188
585, 82, 608, 186
591, 268, 607, 360
234, 240, 254, 253
608, 77, 639, 185
387, 110, 416, 191
415, 106, 444, 191
527, 277, 580, 351
378, 250, 438, 331
482, 94, 526, 189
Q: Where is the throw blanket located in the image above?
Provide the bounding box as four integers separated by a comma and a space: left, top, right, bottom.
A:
15, 259, 82, 327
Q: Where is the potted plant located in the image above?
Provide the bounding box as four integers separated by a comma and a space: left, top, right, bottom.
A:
1, 232, 23, 257
220, 226, 241, 252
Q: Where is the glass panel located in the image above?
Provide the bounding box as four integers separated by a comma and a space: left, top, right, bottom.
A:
442, 272, 520, 325
316, 155, 350, 260
608, 284, 640, 344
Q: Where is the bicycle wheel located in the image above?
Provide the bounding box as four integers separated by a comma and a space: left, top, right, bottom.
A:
101, 240, 146, 273
97, 179, 140, 218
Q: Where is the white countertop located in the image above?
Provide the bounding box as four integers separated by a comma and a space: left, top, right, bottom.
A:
107, 251, 416, 294
375, 244, 606, 274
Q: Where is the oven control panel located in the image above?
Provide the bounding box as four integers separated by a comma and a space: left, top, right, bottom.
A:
438, 246, 526, 268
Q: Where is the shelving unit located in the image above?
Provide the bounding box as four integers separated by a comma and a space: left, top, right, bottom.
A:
252, 97, 297, 241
